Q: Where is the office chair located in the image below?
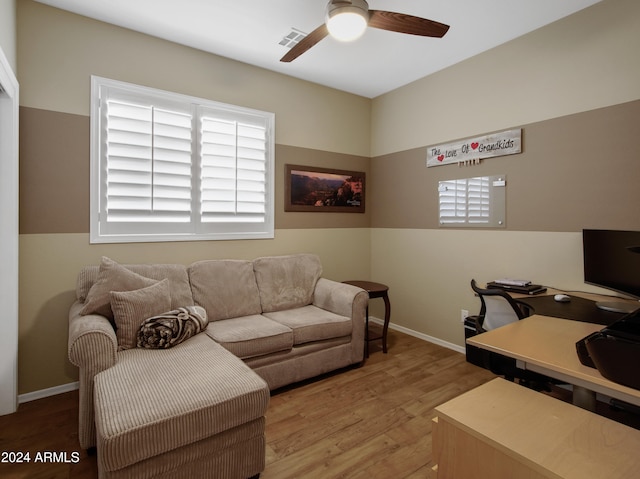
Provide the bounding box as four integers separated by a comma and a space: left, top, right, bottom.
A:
470, 279, 531, 332
469, 279, 552, 389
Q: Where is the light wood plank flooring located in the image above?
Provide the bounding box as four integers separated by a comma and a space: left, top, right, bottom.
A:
262, 331, 496, 479
0, 330, 526, 478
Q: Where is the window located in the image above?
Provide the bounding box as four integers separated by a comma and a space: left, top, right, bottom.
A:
90, 76, 274, 243
438, 175, 506, 227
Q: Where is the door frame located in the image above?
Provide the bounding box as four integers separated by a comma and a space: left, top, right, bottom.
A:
0, 45, 19, 415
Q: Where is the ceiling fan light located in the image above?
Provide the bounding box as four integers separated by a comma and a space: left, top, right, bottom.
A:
327, 12, 367, 41
326, 1, 369, 42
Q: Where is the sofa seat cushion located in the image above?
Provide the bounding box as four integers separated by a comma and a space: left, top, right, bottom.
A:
263, 305, 352, 345
94, 333, 269, 473
205, 315, 293, 360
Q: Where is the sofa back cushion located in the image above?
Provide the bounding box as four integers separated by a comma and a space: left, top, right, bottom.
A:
253, 254, 322, 313
188, 260, 262, 321
76, 261, 193, 311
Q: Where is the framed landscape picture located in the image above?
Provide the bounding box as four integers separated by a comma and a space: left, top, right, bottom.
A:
285, 164, 365, 213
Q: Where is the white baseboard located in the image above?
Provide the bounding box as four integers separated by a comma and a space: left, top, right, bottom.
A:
18, 381, 79, 404
369, 316, 465, 355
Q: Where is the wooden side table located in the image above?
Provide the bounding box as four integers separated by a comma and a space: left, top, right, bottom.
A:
343, 280, 391, 357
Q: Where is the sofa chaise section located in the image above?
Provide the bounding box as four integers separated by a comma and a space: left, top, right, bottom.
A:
94, 334, 269, 479
69, 261, 194, 450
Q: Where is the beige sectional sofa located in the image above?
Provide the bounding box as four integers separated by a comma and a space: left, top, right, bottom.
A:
68, 253, 368, 479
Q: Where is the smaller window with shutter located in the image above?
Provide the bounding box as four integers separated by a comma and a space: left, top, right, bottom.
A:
90, 76, 274, 243
438, 175, 506, 228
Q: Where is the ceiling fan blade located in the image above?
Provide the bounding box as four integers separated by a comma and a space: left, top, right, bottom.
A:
368, 10, 449, 38
280, 24, 329, 62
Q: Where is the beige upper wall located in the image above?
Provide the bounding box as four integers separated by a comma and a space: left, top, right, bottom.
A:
17, 0, 371, 157
0, 0, 17, 71
371, 0, 640, 157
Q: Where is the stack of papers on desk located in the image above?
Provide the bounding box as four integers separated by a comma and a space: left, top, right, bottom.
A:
493, 278, 532, 287
487, 281, 547, 295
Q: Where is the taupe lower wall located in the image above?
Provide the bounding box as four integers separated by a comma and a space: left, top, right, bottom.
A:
19, 107, 371, 235
371, 100, 640, 232
19, 108, 89, 234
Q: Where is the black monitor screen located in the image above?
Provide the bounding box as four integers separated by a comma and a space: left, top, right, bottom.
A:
583, 229, 640, 300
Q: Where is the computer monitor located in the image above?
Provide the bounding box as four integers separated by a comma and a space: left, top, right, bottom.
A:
583, 229, 640, 314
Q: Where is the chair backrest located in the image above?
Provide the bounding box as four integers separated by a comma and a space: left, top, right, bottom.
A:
471, 279, 528, 331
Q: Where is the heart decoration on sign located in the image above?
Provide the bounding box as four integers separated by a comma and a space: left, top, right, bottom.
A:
471, 142, 479, 150
438, 155, 445, 162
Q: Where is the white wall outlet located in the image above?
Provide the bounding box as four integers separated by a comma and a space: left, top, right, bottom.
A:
461, 309, 469, 323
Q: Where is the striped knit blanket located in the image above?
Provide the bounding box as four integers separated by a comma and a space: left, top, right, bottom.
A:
137, 306, 208, 349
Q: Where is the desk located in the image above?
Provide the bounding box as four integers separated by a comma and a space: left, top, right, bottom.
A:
432, 378, 640, 479
514, 293, 625, 325
467, 314, 640, 409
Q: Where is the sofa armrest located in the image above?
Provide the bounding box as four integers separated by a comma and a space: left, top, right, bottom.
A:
68, 301, 118, 369
313, 278, 367, 318
68, 301, 118, 449
313, 278, 368, 364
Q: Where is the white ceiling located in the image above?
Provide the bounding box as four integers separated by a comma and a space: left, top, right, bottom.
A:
35, 0, 602, 98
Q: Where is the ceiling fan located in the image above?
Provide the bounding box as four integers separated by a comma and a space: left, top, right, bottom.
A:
280, 0, 450, 62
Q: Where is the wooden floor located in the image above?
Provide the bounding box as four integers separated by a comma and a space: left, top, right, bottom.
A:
0, 330, 495, 478
262, 332, 496, 479
6, 329, 636, 478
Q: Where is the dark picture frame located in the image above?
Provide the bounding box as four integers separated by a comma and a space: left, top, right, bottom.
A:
285, 164, 365, 213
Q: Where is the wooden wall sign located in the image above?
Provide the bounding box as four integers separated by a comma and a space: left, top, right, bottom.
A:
426, 128, 522, 167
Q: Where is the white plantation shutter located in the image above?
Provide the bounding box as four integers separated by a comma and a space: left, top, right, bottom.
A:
104, 100, 193, 224
438, 175, 505, 228
91, 77, 274, 243
200, 115, 267, 223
